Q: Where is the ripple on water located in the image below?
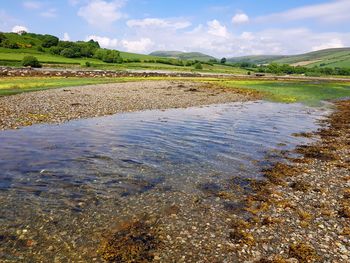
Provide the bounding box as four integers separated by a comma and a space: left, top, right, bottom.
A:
0, 101, 328, 261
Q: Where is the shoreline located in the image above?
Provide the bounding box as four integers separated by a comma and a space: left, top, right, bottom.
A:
228, 99, 350, 262
0, 80, 259, 130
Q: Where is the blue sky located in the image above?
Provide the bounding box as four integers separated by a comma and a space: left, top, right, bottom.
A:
1, 0, 350, 57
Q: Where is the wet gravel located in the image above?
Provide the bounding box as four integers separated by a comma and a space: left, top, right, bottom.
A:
0, 80, 255, 130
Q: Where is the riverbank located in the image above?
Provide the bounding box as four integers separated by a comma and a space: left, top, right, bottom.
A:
230, 99, 350, 262
0, 80, 258, 130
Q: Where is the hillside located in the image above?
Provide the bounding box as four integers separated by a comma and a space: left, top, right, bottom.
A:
0, 32, 248, 74
273, 48, 350, 68
0, 32, 157, 65
227, 48, 350, 68
149, 51, 216, 62
227, 55, 287, 64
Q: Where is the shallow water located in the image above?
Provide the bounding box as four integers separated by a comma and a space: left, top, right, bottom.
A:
0, 101, 327, 261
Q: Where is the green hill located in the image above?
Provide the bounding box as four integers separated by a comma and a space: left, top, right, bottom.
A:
273, 48, 350, 68
227, 55, 287, 64
149, 51, 217, 61
0, 31, 248, 74
0, 32, 159, 66
228, 48, 350, 68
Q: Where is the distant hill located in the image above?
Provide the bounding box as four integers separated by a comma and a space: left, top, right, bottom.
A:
149, 51, 217, 62
227, 55, 287, 64
228, 48, 350, 68
273, 48, 350, 68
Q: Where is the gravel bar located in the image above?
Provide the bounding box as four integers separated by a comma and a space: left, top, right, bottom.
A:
0, 80, 257, 130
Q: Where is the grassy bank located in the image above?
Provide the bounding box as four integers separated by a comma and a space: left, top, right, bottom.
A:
217, 80, 350, 106
0, 77, 146, 96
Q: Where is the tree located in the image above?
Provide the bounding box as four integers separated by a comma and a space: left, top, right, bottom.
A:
87, 39, 100, 49
49, 46, 63, 55
94, 49, 121, 63
22, 56, 41, 68
41, 35, 59, 48
220, 57, 227, 64
60, 48, 76, 58
102, 50, 120, 63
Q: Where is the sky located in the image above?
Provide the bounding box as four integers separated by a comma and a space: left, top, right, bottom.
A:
1, 0, 350, 57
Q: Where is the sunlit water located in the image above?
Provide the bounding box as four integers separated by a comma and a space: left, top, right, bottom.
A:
0, 101, 328, 261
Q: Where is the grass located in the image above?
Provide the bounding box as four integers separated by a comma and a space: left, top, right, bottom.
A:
0, 48, 104, 65
217, 80, 350, 106
0, 77, 147, 96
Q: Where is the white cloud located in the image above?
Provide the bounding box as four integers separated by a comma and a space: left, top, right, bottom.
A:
63, 32, 70, 41
121, 38, 153, 53
207, 20, 229, 38
40, 8, 57, 18
87, 35, 119, 49
257, 0, 350, 24
12, 25, 29, 33
23, 1, 42, 10
312, 38, 344, 51
127, 18, 191, 30
240, 32, 254, 41
78, 0, 126, 29
232, 13, 249, 24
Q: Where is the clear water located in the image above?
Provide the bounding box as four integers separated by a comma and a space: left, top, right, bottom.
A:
0, 101, 327, 261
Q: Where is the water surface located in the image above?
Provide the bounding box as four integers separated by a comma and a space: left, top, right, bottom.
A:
0, 101, 327, 261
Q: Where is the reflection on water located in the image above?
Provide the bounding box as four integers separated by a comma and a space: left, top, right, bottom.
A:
0, 101, 327, 261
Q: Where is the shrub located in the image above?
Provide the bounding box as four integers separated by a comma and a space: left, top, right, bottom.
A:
85, 61, 91, 67
49, 46, 63, 55
37, 46, 44, 52
194, 62, 203, 70
22, 56, 41, 68
221, 57, 227, 64
1, 40, 19, 49
115, 56, 124, 64
0, 33, 6, 43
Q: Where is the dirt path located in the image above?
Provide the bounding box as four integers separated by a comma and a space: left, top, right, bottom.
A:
0, 80, 258, 130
